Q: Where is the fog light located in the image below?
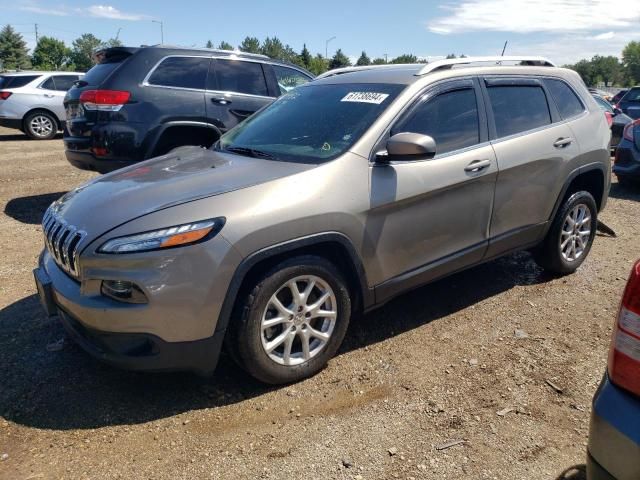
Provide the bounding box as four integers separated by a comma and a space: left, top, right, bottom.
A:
101, 280, 147, 303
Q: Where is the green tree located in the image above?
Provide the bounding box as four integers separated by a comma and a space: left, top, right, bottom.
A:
239, 36, 261, 54
32, 36, 70, 70
391, 53, 418, 64
205, 40, 213, 48
70, 33, 103, 72
591, 55, 623, 86
0, 25, 31, 70
329, 48, 351, 69
298, 43, 311, 68
105, 37, 122, 48
307, 54, 329, 75
218, 41, 233, 51
569, 59, 597, 86
446, 53, 457, 59
372, 57, 387, 65
623, 41, 640, 85
356, 51, 371, 66
261, 36, 285, 59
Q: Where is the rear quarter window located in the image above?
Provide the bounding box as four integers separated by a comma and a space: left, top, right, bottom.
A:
546, 78, 585, 120
487, 84, 551, 138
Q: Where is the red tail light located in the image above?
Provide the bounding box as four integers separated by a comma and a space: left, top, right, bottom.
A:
79, 89, 130, 111
623, 119, 640, 142
0, 91, 12, 100
604, 111, 613, 127
608, 260, 640, 397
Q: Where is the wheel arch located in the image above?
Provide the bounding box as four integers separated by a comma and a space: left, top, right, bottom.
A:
215, 233, 373, 336
144, 121, 222, 159
549, 163, 607, 222
22, 108, 63, 131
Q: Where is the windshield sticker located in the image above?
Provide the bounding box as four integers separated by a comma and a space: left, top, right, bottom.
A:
341, 92, 389, 104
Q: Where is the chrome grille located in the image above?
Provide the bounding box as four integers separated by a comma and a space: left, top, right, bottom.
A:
42, 208, 87, 278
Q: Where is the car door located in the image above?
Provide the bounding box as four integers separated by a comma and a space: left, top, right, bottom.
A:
205, 58, 274, 133
368, 78, 498, 301
482, 77, 581, 258
38, 76, 69, 120
49, 75, 80, 119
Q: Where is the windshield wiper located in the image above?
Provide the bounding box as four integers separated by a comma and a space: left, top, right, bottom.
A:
224, 146, 274, 159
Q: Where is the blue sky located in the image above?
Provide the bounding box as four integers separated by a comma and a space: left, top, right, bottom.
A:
5, 0, 640, 65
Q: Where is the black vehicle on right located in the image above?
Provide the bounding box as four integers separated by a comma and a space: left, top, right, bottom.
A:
616, 86, 640, 119
613, 117, 640, 185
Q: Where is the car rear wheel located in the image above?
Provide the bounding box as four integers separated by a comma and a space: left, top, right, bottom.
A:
229, 256, 351, 384
24, 111, 58, 140
533, 191, 597, 275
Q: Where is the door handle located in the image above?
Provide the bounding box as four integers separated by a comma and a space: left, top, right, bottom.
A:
230, 109, 256, 119
464, 159, 491, 172
553, 137, 573, 148
210, 97, 231, 105
44, 94, 55, 98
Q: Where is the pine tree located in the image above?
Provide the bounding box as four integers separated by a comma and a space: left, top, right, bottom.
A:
261, 37, 285, 59
218, 41, 233, 51
329, 49, 351, 69
205, 40, 214, 49
391, 54, 418, 64
372, 58, 387, 65
356, 51, 371, 66
239, 36, 260, 54
0, 25, 31, 70
299, 43, 311, 68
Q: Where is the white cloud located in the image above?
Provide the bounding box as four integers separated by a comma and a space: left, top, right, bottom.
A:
427, 0, 640, 34
20, 5, 69, 16
592, 31, 615, 40
86, 5, 148, 21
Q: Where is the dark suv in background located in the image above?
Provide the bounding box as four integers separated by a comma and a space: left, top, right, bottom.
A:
63, 45, 313, 172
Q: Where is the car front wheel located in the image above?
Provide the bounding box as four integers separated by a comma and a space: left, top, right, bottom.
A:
229, 256, 351, 384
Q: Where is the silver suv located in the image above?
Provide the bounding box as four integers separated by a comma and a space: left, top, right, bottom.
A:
33, 56, 611, 384
0, 71, 82, 139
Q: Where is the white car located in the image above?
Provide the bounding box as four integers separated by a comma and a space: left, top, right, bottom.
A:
0, 71, 82, 139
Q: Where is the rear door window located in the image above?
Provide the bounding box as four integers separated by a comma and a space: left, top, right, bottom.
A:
52, 75, 79, 91
210, 59, 269, 97
148, 56, 209, 90
0, 75, 41, 89
272, 65, 311, 95
545, 78, 585, 120
392, 87, 480, 155
487, 84, 551, 138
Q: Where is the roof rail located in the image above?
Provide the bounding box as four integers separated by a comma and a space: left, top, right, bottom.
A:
316, 64, 418, 80
150, 44, 270, 60
415, 56, 555, 76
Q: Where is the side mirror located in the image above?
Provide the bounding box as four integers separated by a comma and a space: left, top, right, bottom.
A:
377, 132, 436, 163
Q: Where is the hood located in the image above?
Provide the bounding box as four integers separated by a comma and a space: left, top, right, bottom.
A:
49, 147, 314, 235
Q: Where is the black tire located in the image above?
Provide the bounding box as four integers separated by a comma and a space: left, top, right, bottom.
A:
228, 255, 351, 384
24, 111, 58, 140
533, 191, 597, 275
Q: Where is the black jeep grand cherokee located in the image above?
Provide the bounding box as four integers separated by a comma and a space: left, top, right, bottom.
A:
63, 45, 313, 173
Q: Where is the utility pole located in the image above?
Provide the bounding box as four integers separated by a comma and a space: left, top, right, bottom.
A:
115, 27, 122, 42
325, 36, 336, 59
384, 53, 388, 64
501, 41, 508, 56
152, 20, 164, 45
35, 23, 38, 44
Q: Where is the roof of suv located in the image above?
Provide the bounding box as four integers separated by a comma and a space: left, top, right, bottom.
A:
313, 56, 560, 86
1, 71, 82, 76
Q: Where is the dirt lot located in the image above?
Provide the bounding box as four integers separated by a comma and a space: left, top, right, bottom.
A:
0, 126, 638, 480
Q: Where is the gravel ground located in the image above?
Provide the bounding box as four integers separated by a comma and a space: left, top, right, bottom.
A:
0, 126, 639, 480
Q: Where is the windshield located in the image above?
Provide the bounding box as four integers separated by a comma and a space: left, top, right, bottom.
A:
217, 83, 405, 163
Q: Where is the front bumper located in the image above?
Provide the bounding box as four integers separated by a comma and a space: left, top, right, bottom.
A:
34, 235, 240, 373
587, 373, 640, 480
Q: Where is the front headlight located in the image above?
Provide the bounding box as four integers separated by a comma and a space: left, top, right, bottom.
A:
98, 218, 225, 254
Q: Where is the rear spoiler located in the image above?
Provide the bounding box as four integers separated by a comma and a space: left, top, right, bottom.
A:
92, 46, 140, 64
